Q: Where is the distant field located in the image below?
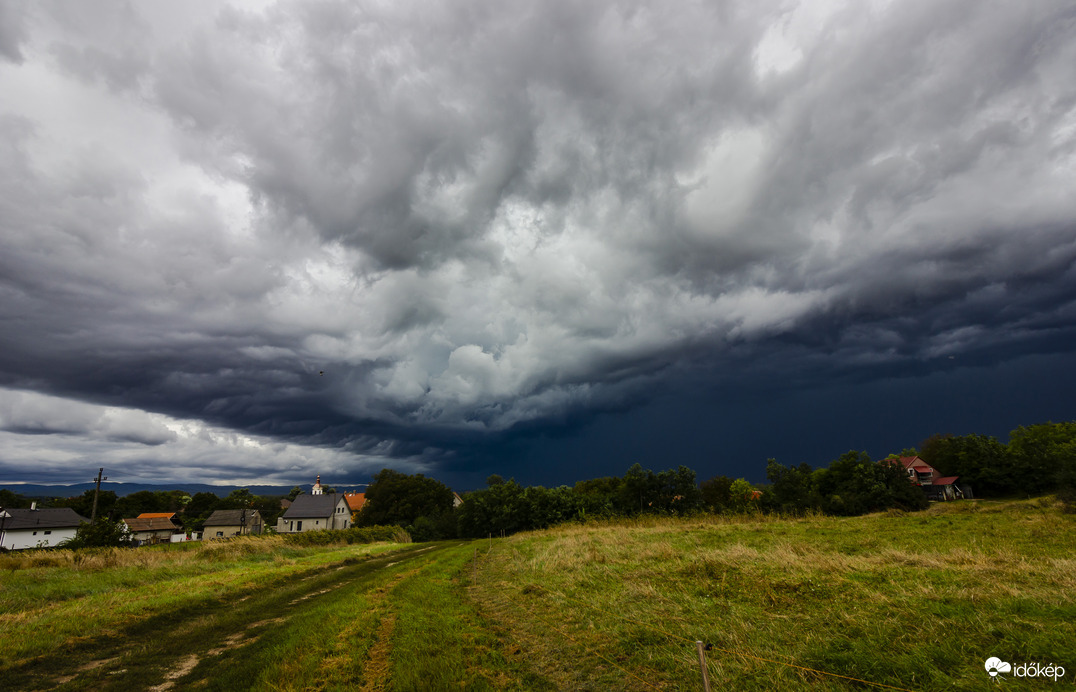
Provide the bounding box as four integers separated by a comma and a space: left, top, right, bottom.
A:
1, 498, 1072, 690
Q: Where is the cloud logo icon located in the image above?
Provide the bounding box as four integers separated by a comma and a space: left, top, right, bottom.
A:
985, 657, 1012, 677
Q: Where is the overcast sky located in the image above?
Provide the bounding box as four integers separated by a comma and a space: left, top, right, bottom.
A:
1, 0, 1075, 491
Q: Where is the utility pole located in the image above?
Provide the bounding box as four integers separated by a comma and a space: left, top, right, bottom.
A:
90, 468, 107, 524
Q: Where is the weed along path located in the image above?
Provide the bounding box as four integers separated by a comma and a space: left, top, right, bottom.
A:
1, 540, 545, 691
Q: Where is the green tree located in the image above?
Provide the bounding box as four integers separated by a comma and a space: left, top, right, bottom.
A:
220, 488, 255, 509
766, 459, 817, 513
1007, 422, 1076, 496
359, 469, 454, 531
182, 492, 221, 531
700, 475, 734, 512
653, 466, 703, 515
61, 519, 134, 549
920, 433, 1009, 496
815, 451, 926, 515
572, 476, 621, 516
0, 488, 31, 509
616, 464, 662, 514
54, 490, 117, 518
251, 495, 285, 528
113, 490, 186, 519
1056, 442, 1076, 512
456, 478, 529, 537
525, 485, 583, 529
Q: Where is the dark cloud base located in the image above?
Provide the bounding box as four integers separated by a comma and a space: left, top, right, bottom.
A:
1, 1, 1075, 489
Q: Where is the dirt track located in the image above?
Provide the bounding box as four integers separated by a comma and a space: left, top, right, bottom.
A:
7, 543, 450, 692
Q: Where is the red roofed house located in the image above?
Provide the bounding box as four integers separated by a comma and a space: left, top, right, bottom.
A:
344, 492, 365, 512
344, 492, 366, 523
893, 456, 964, 501
138, 512, 180, 524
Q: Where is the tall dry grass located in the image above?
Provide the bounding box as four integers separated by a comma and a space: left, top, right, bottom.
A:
0, 534, 287, 572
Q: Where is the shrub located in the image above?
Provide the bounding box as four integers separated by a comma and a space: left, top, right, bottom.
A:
60, 519, 135, 550
282, 525, 410, 546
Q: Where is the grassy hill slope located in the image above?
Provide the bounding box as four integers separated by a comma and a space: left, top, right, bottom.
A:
472, 498, 1075, 690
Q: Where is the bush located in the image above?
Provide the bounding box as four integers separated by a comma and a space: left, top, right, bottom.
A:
60, 520, 135, 550
282, 525, 410, 546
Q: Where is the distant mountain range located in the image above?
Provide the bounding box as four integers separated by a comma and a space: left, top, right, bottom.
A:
0, 481, 367, 498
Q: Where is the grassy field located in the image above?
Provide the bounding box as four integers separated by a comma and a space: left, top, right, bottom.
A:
473, 497, 1076, 691
1, 498, 1072, 690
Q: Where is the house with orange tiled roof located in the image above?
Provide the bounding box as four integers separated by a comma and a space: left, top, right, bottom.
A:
344, 492, 366, 523
136, 512, 180, 527
344, 492, 366, 512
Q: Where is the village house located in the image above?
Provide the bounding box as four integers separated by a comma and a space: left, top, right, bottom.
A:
0, 505, 87, 550
203, 509, 263, 538
344, 491, 365, 523
276, 476, 351, 533
894, 456, 967, 501
344, 491, 366, 513
122, 515, 181, 545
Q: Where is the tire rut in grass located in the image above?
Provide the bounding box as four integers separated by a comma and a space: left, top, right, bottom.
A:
13, 544, 442, 691
358, 613, 397, 692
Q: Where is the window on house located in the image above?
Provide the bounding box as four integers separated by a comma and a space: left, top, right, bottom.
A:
297, 521, 303, 531
216, 531, 224, 537
44, 531, 51, 535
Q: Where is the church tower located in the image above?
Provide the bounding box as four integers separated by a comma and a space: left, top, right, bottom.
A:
312, 474, 323, 495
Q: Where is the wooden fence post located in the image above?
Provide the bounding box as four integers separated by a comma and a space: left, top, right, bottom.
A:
696, 641, 712, 692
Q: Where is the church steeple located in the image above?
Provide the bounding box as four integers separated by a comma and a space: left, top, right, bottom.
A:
312, 474, 323, 495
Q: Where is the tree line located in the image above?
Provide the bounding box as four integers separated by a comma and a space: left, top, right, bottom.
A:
4, 419, 1073, 545
350, 420, 1076, 539
919, 421, 1076, 500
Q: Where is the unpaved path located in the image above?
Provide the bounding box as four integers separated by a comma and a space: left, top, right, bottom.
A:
7, 543, 451, 691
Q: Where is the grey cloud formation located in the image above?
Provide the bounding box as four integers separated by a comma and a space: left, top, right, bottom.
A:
1, 0, 1075, 487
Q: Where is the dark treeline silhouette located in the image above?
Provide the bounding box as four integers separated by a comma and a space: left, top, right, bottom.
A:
356, 420, 1076, 539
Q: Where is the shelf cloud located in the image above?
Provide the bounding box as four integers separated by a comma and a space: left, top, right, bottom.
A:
2, 0, 1075, 488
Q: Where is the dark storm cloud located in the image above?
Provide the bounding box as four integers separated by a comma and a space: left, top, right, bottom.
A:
0, 1, 30, 64
1, 0, 1075, 486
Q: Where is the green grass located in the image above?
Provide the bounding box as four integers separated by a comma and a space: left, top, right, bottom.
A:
1, 498, 1072, 690
471, 499, 1076, 691
388, 544, 555, 691
0, 536, 409, 672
